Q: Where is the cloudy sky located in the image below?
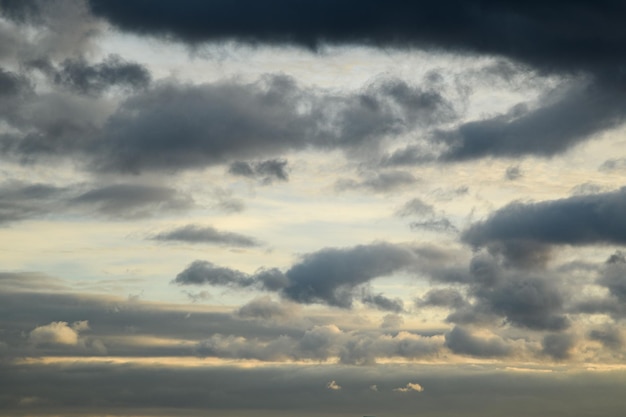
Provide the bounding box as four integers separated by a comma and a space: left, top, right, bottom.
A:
1, 1, 626, 416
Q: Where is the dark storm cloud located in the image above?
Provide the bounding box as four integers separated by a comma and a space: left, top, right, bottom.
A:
462, 189, 626, 263
54, 54, 151, 95
228, 159, 289, 184
87, 1, 626, 74
335, 171, 417, 193
86, 75, 453, 174
444, 326, 511, 357
151, 224, 261, 247
87, 0, 626, 163
175, 242, 429, 309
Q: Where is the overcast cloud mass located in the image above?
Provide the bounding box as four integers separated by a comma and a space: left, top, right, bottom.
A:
1, 1, 626, 416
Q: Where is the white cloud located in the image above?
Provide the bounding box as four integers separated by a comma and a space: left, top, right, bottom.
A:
393, 382, 424, 393
29, 320, 89, 346
326, 380, 342, 390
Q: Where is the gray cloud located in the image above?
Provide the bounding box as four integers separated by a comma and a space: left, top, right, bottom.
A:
335, 171, 417, 193
236, 296, 297, 321
229, 159, 289, 184
462, 188, 626, 266
174, 242, 430, 309
410, 218, 458, 234
599, 158, 626, 172
151, 224, 261, 247
71, 183, 194, 219
360, 292, 404, 313
418, 288, 467, 310
0, 181, 195, 223
505, 165, 522, 181
431, 254, 570, 331
395, 197, 434, 218
281, 243, 420, 308
85, 75, 454, 174
54, 54, 151, 95
0, 181, 67, 224
436, 78, 626, 161
83, 0, 626, 163
444, 326, 511, 358
589, 327, 623, 350
569, 182, 605, 196
173, 261, 255, 287
597, 251, 626, 305
541, 333, 575, 360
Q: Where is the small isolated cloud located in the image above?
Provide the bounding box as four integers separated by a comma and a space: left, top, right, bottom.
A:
151, 224, 261, 247
410, 218, 457, 233
393, 382, 424, 393
505, 165, 522, 181
326, 380, 342, 390
369, 384, 378, 392
29, 320, 89, 346
395, 198, 434, 217
599, 158, 626, 172
229, 159, 289, 184
335, 171, 417, 193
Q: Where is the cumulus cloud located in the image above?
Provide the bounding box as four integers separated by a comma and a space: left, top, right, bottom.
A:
393, 382, 424, 393
29, 320, 88, 346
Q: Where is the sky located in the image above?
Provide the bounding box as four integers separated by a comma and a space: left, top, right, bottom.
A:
1, 0, 626, 416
